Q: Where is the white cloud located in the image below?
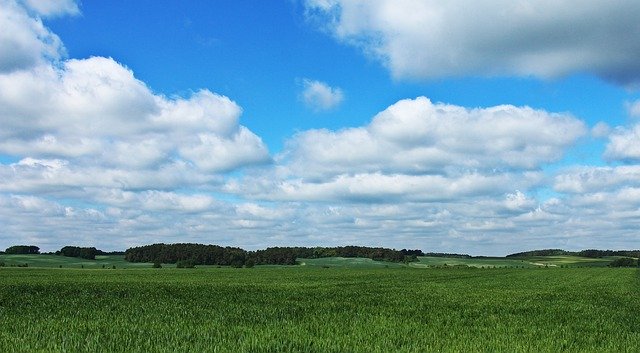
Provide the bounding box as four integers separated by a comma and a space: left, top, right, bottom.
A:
300, 78, 344, 112
22, 0, 79, 17
0, 56, 270, 181
627, 100, 640, 118
305, 0, 640, 85
554, 165, 640, 194
604, 125, 640, 162
0, 0, 68, 72
591, 121, 611, 138
280, 97, 585, 179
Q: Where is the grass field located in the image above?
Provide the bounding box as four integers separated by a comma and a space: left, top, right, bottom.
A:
412, 255, 620, 268
0, 266, 638, 352
0, 254, 154, 269
298, 257, 406, 268
0, 253, 625, 269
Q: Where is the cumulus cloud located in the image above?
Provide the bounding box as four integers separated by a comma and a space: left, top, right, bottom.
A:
304, 0, 640, 85
225, 97, 581, 207
0, 56, 270, 184
300, 78, 344, 112
280, 97, 585, 179
0, 0, 69, 73
554, 165, 640, 194
603, 125, 640, 162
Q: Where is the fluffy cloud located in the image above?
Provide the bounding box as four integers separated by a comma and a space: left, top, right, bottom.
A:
300, 78, 344, 112
603, 125, 640, 162
225, 97, 582, 209
280, 97, 585, 179
0, 56, 270, 184
0, 0, 70, 73
304, 0, 640, 85
554, 165, 640, 193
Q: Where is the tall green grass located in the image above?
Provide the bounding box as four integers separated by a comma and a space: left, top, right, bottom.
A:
0, 267, 638, 352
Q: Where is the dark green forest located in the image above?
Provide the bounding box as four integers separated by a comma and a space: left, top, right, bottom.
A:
124, 243, 423, 267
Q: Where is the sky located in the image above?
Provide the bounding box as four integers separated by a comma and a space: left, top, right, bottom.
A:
1, 0, 640, 255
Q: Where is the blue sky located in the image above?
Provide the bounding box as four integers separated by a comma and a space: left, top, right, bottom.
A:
1, 0, 640, 255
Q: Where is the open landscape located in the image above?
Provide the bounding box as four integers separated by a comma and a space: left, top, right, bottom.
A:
3, 1, 640, 352
1, 247, 638, 352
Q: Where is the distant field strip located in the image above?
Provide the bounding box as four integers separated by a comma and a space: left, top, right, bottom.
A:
0, 267, 638, 352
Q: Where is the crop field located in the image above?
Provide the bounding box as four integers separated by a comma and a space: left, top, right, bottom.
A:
0, 266, 638, 352
0, 254, 153, 269
412, 255, 616, 268
298, 257, 406, 268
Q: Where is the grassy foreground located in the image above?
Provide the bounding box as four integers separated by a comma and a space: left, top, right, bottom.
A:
0, 267, 638, 352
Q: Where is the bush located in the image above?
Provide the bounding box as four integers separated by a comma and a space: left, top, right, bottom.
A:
0, 262, 5, 267
176, 260, 195, 268
152, 262, 162, 268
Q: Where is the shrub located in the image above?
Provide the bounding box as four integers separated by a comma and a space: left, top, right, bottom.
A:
152, 262, 162, 268
176, 260, 195, 268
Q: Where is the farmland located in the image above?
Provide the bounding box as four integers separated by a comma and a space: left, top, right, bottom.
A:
0, 266, 638, 352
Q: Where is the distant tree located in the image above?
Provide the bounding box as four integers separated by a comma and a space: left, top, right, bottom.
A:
58, 246, 100, 260
5, 245, 40, 254
244, 258, 255, 268
152, 261, 162, 268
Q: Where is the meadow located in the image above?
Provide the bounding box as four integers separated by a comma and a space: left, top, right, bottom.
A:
0, 266, 638, 352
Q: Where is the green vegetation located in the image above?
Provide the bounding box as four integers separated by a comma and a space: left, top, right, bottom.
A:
298, 257, 407, 268
609, 257, 638, 267
0, 266, 638, 352
507, 248, 640, 259
4, 245, 39, 254
57, 246, 101, 260
412, 254, 632, 268
0, 254, 153, 269
124, 243, 417, 266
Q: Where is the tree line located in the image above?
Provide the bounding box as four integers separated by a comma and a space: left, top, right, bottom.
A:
124, 243, 423, 266
2, 245, 124, 260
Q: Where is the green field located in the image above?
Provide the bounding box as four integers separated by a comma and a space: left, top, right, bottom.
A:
0, 266, 638, 352
412, 255, 617, 268
298, 256, 406, 268
0, 254, 154, 269
0, 253, 626, 270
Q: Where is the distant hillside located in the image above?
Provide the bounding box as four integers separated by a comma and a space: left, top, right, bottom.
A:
507, 249, 640, 258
